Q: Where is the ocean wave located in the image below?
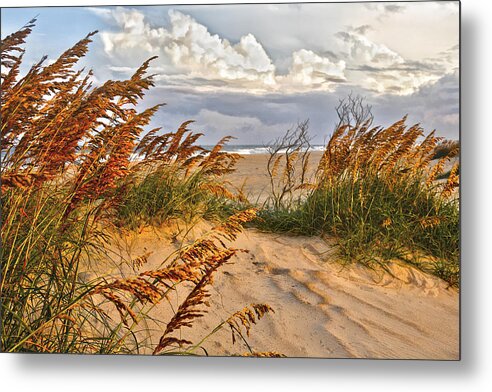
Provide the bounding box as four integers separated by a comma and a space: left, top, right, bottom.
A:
203, 145, 326, 155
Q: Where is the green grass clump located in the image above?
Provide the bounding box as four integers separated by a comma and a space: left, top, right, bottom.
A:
257, 174, 459, 286
0, 182, 123, 353
115, 168, 210, 228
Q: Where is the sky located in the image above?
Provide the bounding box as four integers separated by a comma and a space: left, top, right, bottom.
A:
1, 1, 460, 145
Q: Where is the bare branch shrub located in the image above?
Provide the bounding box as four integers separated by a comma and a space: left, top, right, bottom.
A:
265, 120, 315, 209
335, 92, 374, 129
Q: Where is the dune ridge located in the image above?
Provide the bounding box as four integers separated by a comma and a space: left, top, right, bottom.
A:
96, 219, 458, 359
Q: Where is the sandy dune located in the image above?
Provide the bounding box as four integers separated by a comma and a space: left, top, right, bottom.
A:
91, 219, 458, 360
214, 228, 459, 359
83, 152, 458, 359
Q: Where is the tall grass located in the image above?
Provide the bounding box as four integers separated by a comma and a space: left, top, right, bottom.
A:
1, 21, 273, 354
257, 117, 460, 286
115, 129, 241, 229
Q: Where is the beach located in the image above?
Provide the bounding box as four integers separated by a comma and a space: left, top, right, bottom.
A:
87, 152, 459, 359
223, 151, 323, 204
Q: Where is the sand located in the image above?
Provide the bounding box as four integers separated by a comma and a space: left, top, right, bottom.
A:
223, 152, 323, 204
85, 153, 459, 359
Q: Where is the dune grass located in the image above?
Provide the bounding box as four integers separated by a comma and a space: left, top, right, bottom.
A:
115, 167, 205, 228
114, 140, 241, 230
255, 118, 460, 287
1, 22, 273, 354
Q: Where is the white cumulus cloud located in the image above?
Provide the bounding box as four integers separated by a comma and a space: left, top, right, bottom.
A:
337, 28, 458, 95
99, 8, 277, 90
283, 49, 346, 89
337, 30, 404, 68
91, 6, 457, 97
96, 7, 346, 93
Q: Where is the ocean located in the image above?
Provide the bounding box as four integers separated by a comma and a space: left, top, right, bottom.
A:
200, 144, 326, 155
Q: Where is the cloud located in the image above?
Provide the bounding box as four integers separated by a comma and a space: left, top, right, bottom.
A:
337, 29, 403, 67
281, 49, 346, 89
162, 11, 276, 85
99, 8, 276, 90
87, 4, 458, 102
143, 71, 459, 146
142, 86, 340, 144
372, 70, 459, 138
95, 7, 346, 93
336, 27, 458, 95
441, 113, 459, 126
383, 4, 406, 14
364, 3, 406, 20
194, 108, 291, 141
85, 7, 113, 20
107, 65, 135, 74
352, 25, 373, 35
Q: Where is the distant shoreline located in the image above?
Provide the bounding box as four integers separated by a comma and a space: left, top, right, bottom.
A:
200, 145, 327, 155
